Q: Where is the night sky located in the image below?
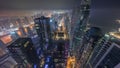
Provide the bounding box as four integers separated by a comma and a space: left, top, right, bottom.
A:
0, 0, 120, 33
90, 0, 120, 33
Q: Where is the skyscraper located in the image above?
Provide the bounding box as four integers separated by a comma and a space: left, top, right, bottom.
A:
34, 16, 52, 46
71, 1, 91, 63
76, 27, 103, 68
7, 38, 39, 68
86, 33, 120, 68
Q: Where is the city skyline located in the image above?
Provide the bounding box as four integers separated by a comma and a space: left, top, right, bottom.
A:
0, 0, 120, 68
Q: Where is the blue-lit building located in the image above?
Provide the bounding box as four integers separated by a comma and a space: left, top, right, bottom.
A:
44, 56, 55, 68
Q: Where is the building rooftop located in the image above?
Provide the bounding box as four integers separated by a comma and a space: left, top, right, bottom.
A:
109, 32, 120, 45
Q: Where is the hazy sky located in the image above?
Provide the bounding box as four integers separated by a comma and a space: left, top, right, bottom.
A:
0, 0, 81, 10
0, 0, 120, 33
90, 0, 120, 33
0, 0, 80, 16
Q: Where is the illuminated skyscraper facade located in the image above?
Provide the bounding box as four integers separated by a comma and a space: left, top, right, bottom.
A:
34, 16, 52, 46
